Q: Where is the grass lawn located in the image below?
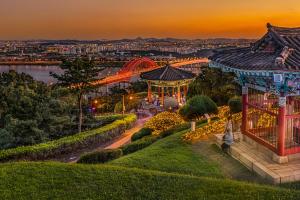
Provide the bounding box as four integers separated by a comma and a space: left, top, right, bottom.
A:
0, 162, 299, 200
110, 128, 223, 178
1, 121, 300, 199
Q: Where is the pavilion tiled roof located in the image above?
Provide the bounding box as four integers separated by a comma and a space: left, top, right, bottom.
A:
140, 64, 196, 81
210, 23, 300, 71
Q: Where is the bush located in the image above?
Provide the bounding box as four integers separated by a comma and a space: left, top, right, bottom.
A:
159, 119, 208, 138
228, 96, 242, 114
114, 102, 123, 113
114, 98, 141, 113
179, 95, 218, 121
0, 114, 137, 162
122, 136, 159, 155
131, 128, 153, 141
144, 112, 184, 135
77, 149, 123, 164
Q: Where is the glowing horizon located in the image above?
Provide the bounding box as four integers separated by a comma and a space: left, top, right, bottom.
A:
1, 0, 300, 40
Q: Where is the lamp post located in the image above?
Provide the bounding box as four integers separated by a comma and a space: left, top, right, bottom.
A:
122, 94, 125, 115
122, 94, 133, 115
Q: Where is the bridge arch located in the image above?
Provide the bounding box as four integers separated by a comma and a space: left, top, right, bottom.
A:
117, 57, 159, 75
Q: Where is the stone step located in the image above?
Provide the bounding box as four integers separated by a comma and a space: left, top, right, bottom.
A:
214, 133, 300, 184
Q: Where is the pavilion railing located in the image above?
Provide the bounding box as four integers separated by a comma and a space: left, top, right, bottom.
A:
245, 88, 300, 155
285, 98, 300, 154
245, 88, 279, 152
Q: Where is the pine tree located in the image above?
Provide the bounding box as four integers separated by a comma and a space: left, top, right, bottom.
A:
51, 58, 103, 133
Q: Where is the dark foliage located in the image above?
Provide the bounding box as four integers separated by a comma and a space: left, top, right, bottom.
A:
131, 128, 153, 141
50, 58, 104, 133
228, 96, 242, 114
187, 66, 240, 105
179, 95, 218, 121
122, 135, 159, 155
0, 71, 77, 149
77, 149, 123, 164
129, 81, 148, 93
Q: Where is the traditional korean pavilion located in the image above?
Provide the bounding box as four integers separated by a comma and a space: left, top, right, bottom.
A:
140, 64, 196, 106
210, 23, 300, 162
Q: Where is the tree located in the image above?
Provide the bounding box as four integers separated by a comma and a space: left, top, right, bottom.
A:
109, 86, 127, 96
179, 95, 218, 131
129, 81, 148, 93
50, 58, 103, 133
187, 66, 239, 105
0, 71, 75, 149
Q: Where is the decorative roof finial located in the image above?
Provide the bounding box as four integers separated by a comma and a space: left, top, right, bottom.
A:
267, 23, 272, 29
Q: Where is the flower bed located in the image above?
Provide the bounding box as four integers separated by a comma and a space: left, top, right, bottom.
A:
144, 112, 184, 135
183, 107, 242, 142
0, 114, 137, 162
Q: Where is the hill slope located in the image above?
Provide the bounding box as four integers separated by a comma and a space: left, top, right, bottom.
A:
0, 162, 299, 200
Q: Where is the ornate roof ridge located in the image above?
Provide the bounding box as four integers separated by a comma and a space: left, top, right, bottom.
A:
275, 46, 294, 67
267, 23, 300, 33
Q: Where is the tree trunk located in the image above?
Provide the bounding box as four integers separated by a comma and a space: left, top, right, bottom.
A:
78, 93, 83, 133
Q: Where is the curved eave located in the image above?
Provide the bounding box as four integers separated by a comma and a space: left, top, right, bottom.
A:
209, 60, 300, 78
141, 78, 195, 87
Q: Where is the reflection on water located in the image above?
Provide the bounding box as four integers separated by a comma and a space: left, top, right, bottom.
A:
0, 65, 120, 84
0, 65, 63, 84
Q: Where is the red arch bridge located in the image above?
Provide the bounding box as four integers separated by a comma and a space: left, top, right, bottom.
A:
91, 57, 208, 86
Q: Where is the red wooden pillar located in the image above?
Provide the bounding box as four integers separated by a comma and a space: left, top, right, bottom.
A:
161, 87, 164, 107
177, 86, 181, 104
242, 86, 248, 133
147, 81, 152, 103
183, 85, 188, 98
278, 95, 286, 156
158, 87, 161, 97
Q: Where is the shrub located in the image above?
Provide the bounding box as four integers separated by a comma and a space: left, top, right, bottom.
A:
77, 149, 123, 164
160, 119, 208, 138
122, 136, 159, 155
131, 128, 153, 141
160, 123, 190, 138
179, 95, 218, 121
144, 112, 184, 135
114, 98, 141, 113
114, 102, 123, 113
228, 96, 242, 114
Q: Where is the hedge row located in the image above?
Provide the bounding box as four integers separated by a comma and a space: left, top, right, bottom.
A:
131, 128, 153, 141
122, 135, 159, 155
77, 118, 209, 164
77, 149, 123, 164
0, 114, 137, 162
77, 135, 159, 164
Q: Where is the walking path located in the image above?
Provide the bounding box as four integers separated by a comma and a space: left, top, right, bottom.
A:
104, 113, 152, 149
60, 110, 152, 163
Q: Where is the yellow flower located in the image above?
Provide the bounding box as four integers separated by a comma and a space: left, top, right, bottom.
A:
145, 111, 184, 135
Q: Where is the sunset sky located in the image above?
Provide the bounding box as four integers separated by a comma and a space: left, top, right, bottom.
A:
1, 0, 300, 40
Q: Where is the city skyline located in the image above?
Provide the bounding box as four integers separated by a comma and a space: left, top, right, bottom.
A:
1, 0, 300, 40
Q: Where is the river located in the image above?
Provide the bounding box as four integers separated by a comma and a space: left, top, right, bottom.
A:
0, 65, 63, 84
0, 65, 119, 84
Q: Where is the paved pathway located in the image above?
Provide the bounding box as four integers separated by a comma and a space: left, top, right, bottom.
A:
62, 110, 152, 163
104, 112, 152, 149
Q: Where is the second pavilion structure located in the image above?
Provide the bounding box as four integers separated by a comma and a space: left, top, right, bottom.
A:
140, 64, 196, 106
210, 23, 300, 163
